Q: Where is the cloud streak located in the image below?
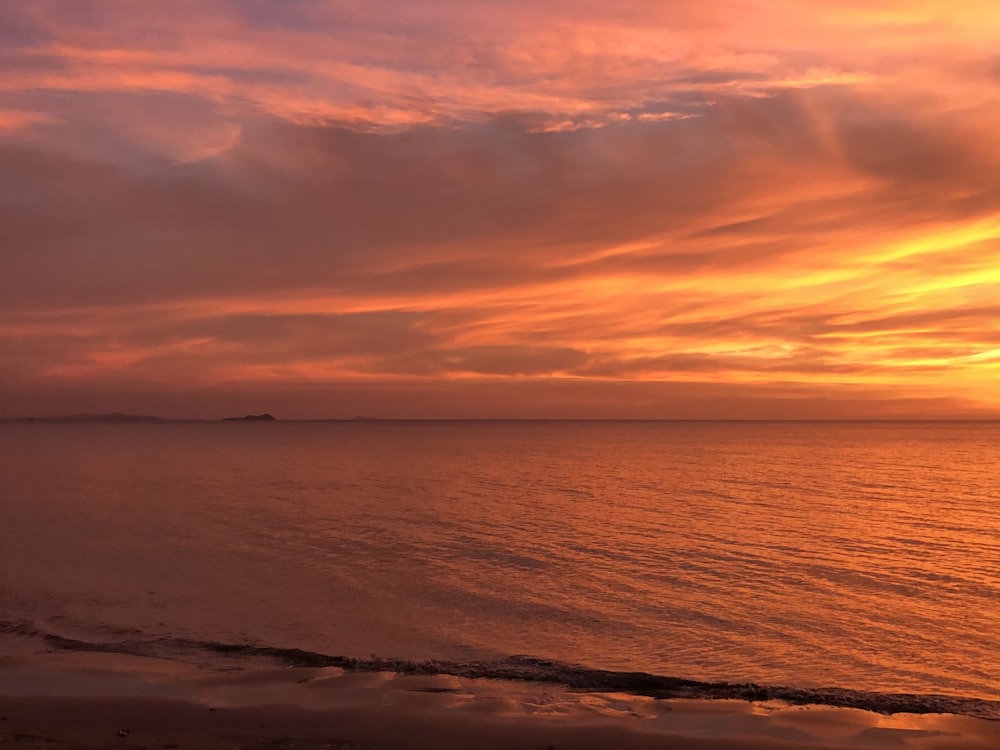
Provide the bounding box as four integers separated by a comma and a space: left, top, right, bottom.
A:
1, 1, 998, 417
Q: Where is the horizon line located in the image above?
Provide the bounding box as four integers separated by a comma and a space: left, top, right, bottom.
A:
3, 415, 1000, 424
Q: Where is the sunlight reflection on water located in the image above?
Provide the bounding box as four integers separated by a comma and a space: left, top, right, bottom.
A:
1, 420, 997, 700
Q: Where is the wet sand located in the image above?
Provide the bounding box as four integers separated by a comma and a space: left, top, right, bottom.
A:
1, 652, 997, 750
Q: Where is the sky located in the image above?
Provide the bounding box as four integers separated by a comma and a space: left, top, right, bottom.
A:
1, 1, 999, 419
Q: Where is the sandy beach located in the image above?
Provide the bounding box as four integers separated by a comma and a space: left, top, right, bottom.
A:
2, 652, 997, 750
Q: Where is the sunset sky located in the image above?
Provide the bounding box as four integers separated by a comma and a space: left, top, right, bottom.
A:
2, 1, 999, 419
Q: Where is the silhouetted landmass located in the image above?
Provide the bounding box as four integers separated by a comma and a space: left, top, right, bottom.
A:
6, 412, 164, 424
350, 416, 383, 421
223, 413, 276, 421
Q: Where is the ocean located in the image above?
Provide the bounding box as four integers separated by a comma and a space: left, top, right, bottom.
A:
1, 420, 998, 717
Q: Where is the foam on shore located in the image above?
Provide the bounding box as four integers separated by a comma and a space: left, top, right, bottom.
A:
3, 620, 998, 721
1, 650, 998, 750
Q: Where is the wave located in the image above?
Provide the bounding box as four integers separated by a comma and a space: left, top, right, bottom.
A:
3, 620, 997, 720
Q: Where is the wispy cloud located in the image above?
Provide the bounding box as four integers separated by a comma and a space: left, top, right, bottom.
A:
1, 1, 998, 417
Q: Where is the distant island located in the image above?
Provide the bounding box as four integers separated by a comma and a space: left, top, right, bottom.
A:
8, 412, 165, 424
1, 412, 280, 423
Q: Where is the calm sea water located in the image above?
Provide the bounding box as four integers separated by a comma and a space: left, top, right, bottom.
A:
1, 421, 998, 704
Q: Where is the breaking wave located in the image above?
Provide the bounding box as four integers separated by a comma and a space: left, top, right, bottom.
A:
3, 620, 998, 720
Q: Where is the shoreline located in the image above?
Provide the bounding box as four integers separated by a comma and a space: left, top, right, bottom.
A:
2, 652, 998, 750
5, 620, 998, 722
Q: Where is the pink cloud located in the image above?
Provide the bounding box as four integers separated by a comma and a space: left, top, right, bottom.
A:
1, 1, 998, 417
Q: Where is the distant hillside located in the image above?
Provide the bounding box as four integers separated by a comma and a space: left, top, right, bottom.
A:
13, 412, 165, 424
222, 413, 276, 421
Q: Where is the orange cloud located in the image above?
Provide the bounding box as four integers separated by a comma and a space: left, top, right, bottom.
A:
1, 1, 998, 417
